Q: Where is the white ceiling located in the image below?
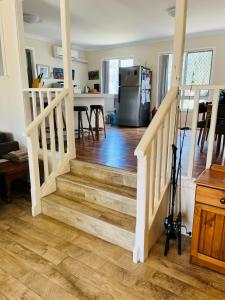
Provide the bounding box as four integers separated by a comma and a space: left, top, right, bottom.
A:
23, 0, 225, 50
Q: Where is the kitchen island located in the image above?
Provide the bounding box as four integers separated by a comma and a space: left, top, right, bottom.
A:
73, 93, 114, 129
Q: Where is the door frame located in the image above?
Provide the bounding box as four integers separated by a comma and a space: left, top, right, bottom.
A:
25, 46, 37, 81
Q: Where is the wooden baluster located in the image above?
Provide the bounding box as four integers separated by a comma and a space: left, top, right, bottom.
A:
31, 91, 37, 121
167, 103, 176, 177
26, 131, 41, 216
133, 155, 149, 263
31, 91, 40, 150
149, 139, 157, 219
155, 126, 163, 203
188, 90, 200, 178
162, 112, 170, 187
47, 91, 56, 171
206, 89, 220, 168
56, 102, 64, 160
39, 92, 49, 180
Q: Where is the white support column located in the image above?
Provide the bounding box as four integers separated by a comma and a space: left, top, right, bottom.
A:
60, 0, 76, 158
171, 0, 187, 87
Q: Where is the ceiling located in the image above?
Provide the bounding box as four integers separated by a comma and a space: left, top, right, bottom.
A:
23, 0, 225, 50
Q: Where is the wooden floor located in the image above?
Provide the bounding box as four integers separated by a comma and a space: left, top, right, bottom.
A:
76, 126, 224, 177
76, 126, 145, 172
0, 188, 225, 300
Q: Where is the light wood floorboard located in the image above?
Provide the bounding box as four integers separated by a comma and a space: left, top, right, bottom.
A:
0, 189, 225, 299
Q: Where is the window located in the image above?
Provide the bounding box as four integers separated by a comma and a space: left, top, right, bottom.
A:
181, 50, 213, 109
161, 50, 213, 110
102, 58, 134, 94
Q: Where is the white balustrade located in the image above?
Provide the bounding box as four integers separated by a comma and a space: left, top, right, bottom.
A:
24, 88, 74, 216
23, 89, 63, 123
180, 85, 225, 178
133, 87, 178, 263
133, 84, 224, 264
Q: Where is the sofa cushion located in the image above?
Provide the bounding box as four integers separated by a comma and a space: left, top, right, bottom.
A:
0, 132, 5, 143
0, 141, 19, 157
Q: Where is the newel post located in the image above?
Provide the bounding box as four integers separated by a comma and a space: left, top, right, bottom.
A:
171, 0, 187, 88
133, 155, 150, 263
60, 0, 76, 158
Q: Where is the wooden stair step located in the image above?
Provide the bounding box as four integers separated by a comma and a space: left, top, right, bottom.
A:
70, 160, 137, 189
56, 173, 136, 217
42, 193, 135, 251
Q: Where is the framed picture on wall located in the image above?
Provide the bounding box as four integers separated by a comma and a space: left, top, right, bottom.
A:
88, 70, 99, 80
36, 64, 50, 79
52, 68, 75, 80
53, 67, 64, 80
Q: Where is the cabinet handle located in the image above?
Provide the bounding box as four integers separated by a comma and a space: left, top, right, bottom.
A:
220, 198, 225, 205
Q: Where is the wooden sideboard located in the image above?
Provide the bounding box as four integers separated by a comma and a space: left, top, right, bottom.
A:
191, 164, 225, 274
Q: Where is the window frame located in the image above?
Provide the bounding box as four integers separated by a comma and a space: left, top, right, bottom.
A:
180, 49, 214, 110
157, 47, 215, 110
101, 56, 134, 95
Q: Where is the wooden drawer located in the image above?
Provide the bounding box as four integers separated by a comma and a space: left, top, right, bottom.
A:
196, 186, 225, 209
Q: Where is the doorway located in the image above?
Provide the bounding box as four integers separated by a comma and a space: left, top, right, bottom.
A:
25, 48, 36, 88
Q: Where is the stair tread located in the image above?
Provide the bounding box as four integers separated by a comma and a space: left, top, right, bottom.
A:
58, 173, 137, 199
43, 192, 136, 233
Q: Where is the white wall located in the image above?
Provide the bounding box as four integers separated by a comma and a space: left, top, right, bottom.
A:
86, 33, 225, 109
25, 37, 88, 91
0, 0, 27, 147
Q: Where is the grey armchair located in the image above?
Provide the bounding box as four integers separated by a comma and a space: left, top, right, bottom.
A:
0, 132, 19, 157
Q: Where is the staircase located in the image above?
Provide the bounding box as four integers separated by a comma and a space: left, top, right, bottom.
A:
41, 160, 137, 251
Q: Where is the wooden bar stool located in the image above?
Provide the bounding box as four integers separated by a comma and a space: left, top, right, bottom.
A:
90, 105, 106, 140
74, 106, 94, 141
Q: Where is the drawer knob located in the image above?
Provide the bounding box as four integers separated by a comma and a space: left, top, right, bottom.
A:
220, 198, 225, 205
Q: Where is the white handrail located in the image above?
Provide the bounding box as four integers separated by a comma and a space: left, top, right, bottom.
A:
135, 87, 178, 157
25, 89, 68, 136
24, 88, 63, 92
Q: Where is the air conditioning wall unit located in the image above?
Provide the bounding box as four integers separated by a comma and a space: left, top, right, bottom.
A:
53, 46, 81, 62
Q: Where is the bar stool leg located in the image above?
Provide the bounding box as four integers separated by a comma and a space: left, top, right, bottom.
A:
101, 107, 106, 138
78, 111, 81, 139
80, 112, 84, 142
86, 110, 95, 141
96, 109, 100, 140
90, 108, 93, 127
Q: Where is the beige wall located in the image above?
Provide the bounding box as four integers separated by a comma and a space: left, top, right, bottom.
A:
0, 0, 27, 146
86, 33, 225, 108
25, 37, 88, 91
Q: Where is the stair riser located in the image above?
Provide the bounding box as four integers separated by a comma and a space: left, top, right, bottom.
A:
42, 199, 135, 251
70, 161, 137, 189
56, 179, 136, 217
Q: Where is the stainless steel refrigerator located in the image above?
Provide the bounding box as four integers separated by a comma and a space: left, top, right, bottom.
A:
118, 66, 152, 127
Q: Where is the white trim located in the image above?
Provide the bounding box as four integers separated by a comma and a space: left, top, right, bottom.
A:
0, 14, 7, 79
25, 46, 37, 79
